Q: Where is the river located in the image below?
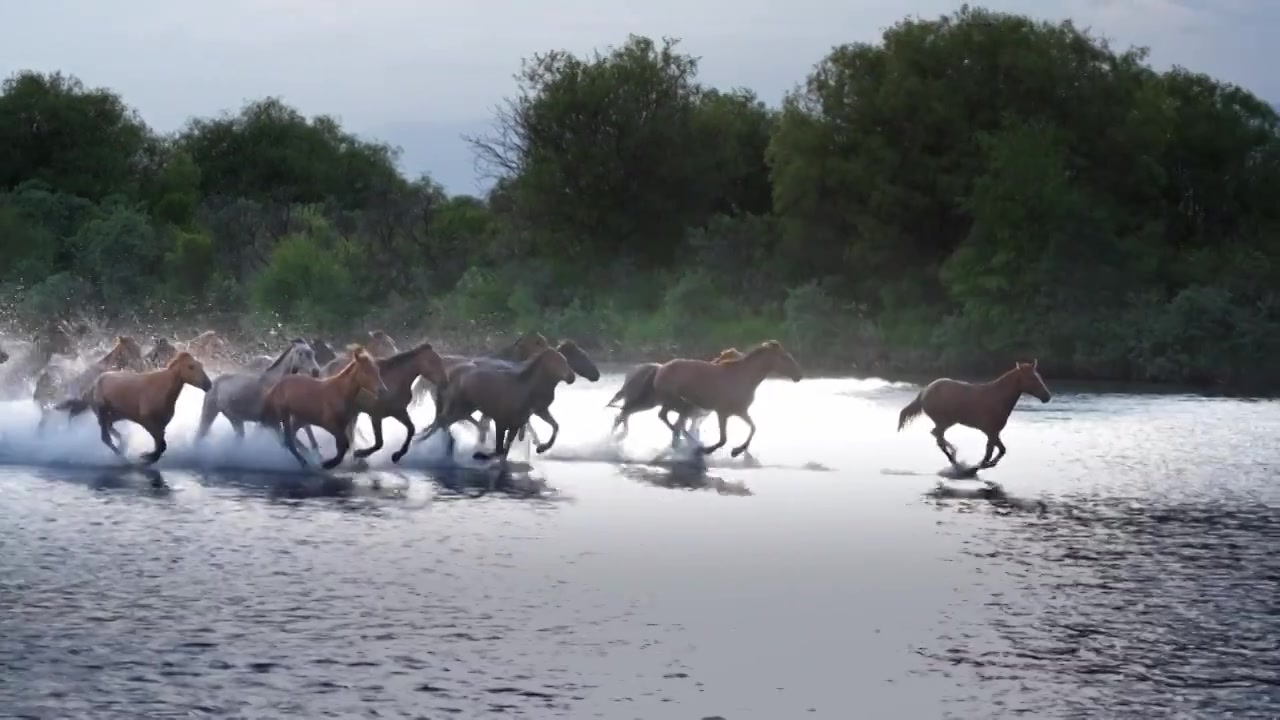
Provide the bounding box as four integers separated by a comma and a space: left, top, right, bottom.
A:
0, 372, 1276, 718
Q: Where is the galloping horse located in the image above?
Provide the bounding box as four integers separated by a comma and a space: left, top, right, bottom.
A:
318, 331, 400, 376
415, 347, 577, 462
315, 342, 450, 463
196, 339, 323, 444
897, 360, 1051, 471
261, 346, 388, 470
607, 347, 744, 440
471, 338, 600, 451
55, 351, 212, 465
651, 340, 803, 457
35, 336, 147, 432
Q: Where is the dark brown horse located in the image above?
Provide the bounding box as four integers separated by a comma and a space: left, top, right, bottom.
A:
897, 360, 1051, 470
607, 347, 744, 440
470, 338, 600, 452
55, 351, 213, 465
651, 340, 803, 457
413, 331, 554, 431
415, 347, 577, 462
144, 337, 178, 368
261, 346, 388, 470
318, 341, 450, 463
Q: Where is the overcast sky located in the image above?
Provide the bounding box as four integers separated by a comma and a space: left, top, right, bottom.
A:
1, 0, 1273, 195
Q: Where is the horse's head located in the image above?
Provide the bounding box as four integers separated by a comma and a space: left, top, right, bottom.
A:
108, 335, 147, 372
169, 351, 213, 392
366, 330, 397, 358
534, 348, 576, 385
1016, 359, 1051, 403
145, 337, 177, 367
555, 340, 600, 382
410, 342, 449, 386
347, 345, 389, 401
310, 338, 336, 365
514, 331, 552, 358
287, 340, 322, 378
710, 347, 744, 364
759, 340, 802, 382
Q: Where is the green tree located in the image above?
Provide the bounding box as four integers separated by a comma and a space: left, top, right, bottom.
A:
0, 71, 153, 201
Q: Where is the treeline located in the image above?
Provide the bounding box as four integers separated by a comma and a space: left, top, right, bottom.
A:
3, 6, 1279, 389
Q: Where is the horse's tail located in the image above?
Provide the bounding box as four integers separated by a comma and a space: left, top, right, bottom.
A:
897, 392, 924, 431
53, 396, 92, 417
608, 364, 657, 408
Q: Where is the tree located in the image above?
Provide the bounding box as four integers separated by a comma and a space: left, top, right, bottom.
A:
0, 71, 152, 202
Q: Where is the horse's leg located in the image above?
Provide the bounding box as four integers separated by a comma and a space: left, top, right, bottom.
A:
980, 434, 1007, 469
610, 408, 631, 440
698, 412, 730, 456
472, 422, 501, 462
354, 415, 385, 459
196, 393, 220, 441
322, 426, 349, 470
388, 409, 415, 464
278, 416, 310, 469
658, 405, 690, 446
97, 411, 123, 456
931, 425, 959, 466
730, 413, 757, 458
531, 408, 559, 454
303, 424, 320, 451
140, 423, 167, 465
229, 419, 245, 441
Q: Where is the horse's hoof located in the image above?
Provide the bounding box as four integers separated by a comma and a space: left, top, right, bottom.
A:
472, 451, 491, 461
535, 444, 552, 455
730, 447, 745, 458
391, 451, 405, 464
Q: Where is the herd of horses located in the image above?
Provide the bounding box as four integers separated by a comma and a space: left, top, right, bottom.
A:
0, 324, 1053, 476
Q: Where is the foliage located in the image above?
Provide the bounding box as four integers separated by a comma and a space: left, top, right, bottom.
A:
3, 7, 1280, 390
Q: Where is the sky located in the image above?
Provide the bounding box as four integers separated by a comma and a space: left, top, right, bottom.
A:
0, 0, 1275, 195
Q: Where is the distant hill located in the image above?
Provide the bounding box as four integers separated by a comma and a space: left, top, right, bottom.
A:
361, 119, 494, 197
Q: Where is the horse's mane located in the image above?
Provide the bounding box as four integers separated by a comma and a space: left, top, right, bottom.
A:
264, 343, 296, 372
517, 347, 556, 380
381, 342, 433, 372
719, 340, 779, 366
337, 344, 370, 374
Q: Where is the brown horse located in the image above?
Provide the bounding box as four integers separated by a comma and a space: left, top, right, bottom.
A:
415, 331, 554, 427
607, 347, 744, 440
651, 340, 803, 457
55, 351, 213, 465
35, 335, 147, 430
415, 347, 577, 462
317, 341, 450, 463
897, 360, 1051, 471
261, 346, 388, 470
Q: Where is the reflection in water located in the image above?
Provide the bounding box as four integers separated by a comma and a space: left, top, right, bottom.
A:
0, 374, 1276, 718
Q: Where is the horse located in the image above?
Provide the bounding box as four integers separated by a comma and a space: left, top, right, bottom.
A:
468, 338, 601, 452
897, 360, 1052, 471
196, 339, 323, 445
651, 340, 803, 457
412, 331, 553, 410
182, 330, 228, 360
35, 335, 147, 431
606, 347, 744, 440
415, 347, 577, 462
144, 337, 178, 368
314, 341, 450, 463
260, 346, 388, 470
366, 330, 398, 359
54, 351, 213, 465
311, 338, 337, 366
318, 331, 400, 376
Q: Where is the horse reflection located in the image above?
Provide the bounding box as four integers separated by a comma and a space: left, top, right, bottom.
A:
423, 464, 555, 500
619, 463, 753, 497
925, 480, 1048, 515
88, 466, 167, 491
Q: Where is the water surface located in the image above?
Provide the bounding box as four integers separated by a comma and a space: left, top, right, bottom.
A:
0, 373, 1277, 718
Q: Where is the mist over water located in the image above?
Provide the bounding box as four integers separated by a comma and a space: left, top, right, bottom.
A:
1, 336, 1277, 718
